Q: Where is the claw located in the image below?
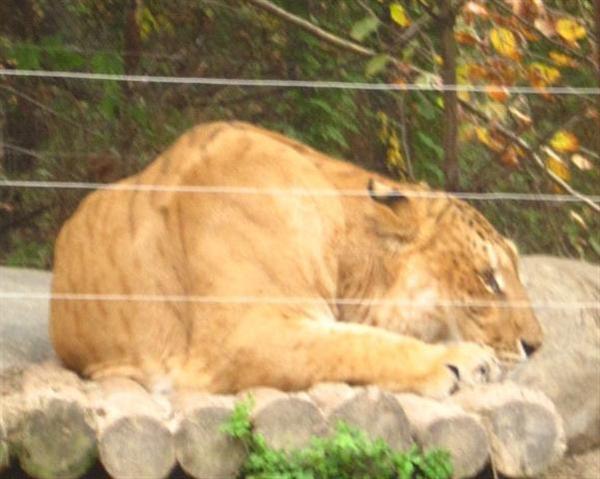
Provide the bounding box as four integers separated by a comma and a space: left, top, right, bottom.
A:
446, 364, 460, 380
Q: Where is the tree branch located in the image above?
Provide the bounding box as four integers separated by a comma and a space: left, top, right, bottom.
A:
0, 85, 104, 139
594, 0, 600, 159
439, 0, 460, 190
3, 143, 46, 162
244, 0, 430, 65
244, 0, 376, 57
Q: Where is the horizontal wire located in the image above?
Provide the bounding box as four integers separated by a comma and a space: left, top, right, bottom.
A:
1, 180, 599, 203
1, 69, 599, 95
0, 292, 597, 309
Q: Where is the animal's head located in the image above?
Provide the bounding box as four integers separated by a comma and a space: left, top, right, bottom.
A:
365, 179, 543, 364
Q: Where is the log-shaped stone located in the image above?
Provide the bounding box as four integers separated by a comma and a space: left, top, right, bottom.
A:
90, 377, 175, 479
13, 363, 97, 479
173, 393, 246, 479
311, 384, 413, 451
249, 388, 329, 451
451, 382, 566, 478
396, 393, 489, 478
0, 422, 9, 473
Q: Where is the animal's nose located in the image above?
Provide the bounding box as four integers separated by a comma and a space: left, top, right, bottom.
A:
520, 339, 540, 357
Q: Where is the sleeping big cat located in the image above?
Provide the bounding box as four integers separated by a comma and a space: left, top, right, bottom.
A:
50, 122, 542, 398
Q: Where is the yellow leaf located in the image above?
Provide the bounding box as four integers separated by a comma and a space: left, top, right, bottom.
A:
549, 51, 577, 67
390, 3, 411, 27
458, 90, 471, 102
528, 62, 561, 90
475, 126, 491, 146
490, 28, 520, 60
546, 157, 570, 181
555, 18, 586, 44
544, 147, 571, 181
550, 130, 579, 153
571, 154, 593, 171
475, 127, 504, 152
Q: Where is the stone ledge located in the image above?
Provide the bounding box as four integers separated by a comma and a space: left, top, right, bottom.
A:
0, 362, 565, 479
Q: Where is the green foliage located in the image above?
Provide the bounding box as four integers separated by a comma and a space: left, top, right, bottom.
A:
365, 54, 391, 78
0, 0, 598, 265
5, 241, 52, 269
350, 16, 380, 42
221, 398, 453, 479
12, 43, 41, 69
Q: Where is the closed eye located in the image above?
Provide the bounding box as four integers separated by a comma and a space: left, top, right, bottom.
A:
480, 269, 502, 294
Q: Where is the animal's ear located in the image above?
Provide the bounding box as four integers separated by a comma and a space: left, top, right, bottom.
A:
367, 179, 408, 208
367, 178, 418, 243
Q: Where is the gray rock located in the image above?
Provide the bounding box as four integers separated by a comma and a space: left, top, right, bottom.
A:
0, 267, 55, 370
541, 448, 600, 479
251, 390, 329, 451
396, 393, 489, 479
173, 393, 246, 479
450, 382, 565, 478
511, 255, 599, 453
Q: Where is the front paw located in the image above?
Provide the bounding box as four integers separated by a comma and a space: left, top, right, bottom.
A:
414, 342, 501, 399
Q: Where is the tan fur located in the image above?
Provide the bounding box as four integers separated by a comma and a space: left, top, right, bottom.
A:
50, 122, 542, 399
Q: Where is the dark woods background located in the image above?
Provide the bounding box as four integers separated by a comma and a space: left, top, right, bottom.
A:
0, 0, 598, 268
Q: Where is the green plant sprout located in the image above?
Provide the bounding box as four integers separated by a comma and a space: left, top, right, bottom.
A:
222, 397, 453, 479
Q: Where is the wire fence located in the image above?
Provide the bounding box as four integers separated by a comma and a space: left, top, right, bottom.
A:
1, 179, 599, 203
1, 292, 597, 310
1, 54, 599, 309
2, 69, 600, 95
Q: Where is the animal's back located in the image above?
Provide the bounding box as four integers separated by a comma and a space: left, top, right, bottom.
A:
50, 122, 346, 389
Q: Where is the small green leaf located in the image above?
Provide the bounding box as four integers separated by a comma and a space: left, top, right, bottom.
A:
13, 44, 41, 69
90, 52, 124, 74
365, 54, 391, 77
589, 237, 600, 256
417, 131, 444, 160
350, 16, 379, 41
415, 93, 437, 120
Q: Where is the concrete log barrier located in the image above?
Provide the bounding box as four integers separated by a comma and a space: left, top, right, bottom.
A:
0, 368, 23, 473
451, 382, 566, 478
13, 363, 97, 479
307, 382, 355, 414
0, 422, 8, 473
90, 377, 175, 479
310, 384, 413, 451
173, 392, 246, 479
396, 393, 489, 479
248, 388, 329, 452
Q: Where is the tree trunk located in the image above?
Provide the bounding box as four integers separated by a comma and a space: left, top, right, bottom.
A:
118, 0, 143, 175
439, 0, 460, 191
594, 0, 600, 159
124, 0, 142, 74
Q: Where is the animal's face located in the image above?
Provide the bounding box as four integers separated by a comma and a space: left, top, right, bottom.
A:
367, 179, 543, 364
